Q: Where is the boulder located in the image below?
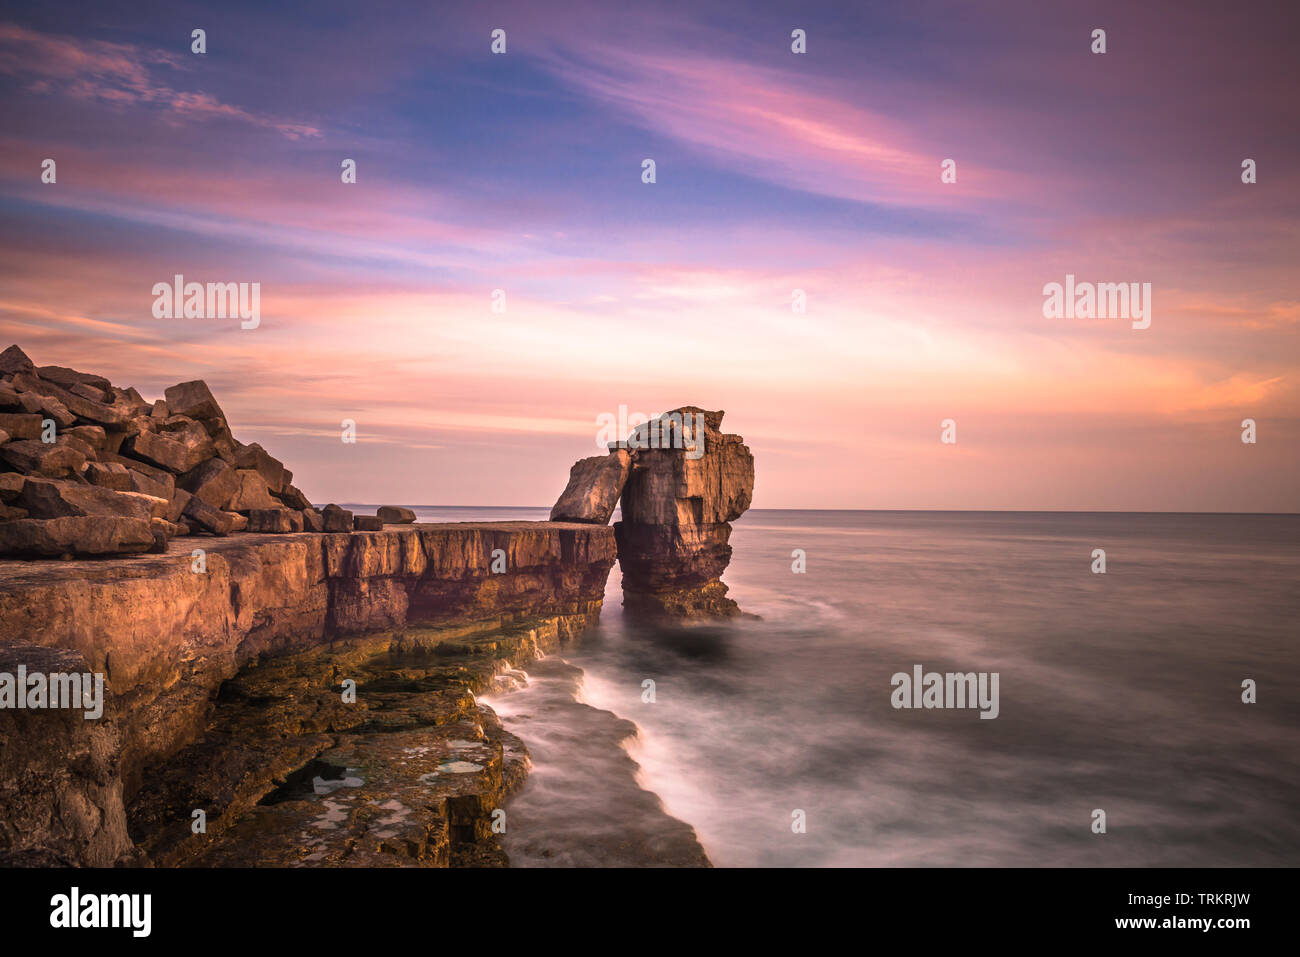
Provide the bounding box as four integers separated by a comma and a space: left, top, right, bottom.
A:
163, 380, 224, 422
353, 515, 383, 531
321, 504, 353, 532
0, 383, 24, 410
246, 508, 295, 533
182, 496, 236, 535
0, 439, 85, 477
66, 425, 108, 452
0, 413, 43, 441
231, 443, 290, 493
37, 395, 76, 429
15, 478, 158, 521
274, 484, 312, 510
302, 508, 324, 532
226, 469, 278, 512
0, 516, 154, 557
549, 450, 630, 524
8, 373, 129, 428
376, 506, 416, 524
0, 473, 23, 500
0, 345, 35, 376
123, 429, 200, 474
164, 488, 192, 524
35, 365, 112, 394
181, 458, 239, 510
155, 417, 214, 466
85, 462, 133, 491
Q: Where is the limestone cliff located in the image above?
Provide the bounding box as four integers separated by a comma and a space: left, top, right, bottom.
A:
0, 523, 615, 866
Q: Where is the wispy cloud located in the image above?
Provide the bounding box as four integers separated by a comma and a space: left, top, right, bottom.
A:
0, 22, 321, 138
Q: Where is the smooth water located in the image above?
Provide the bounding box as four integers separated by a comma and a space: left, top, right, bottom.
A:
402, 508, 1300, 867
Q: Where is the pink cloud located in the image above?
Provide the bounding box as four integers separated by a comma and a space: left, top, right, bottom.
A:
0, 22, 320, 138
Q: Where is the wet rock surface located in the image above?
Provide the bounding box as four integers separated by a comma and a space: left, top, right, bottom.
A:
132, 618, 579, 868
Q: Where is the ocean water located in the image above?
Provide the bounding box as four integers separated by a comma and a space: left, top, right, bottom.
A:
405, 508, 1300, 867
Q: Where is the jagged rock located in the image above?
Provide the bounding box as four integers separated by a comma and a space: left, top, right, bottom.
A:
550, 450, 630, 524
354, 515, 383, 531
0, 344, 34, 376
0, 516, 154, 556
40, 396, 76, 429
275, 484, 312, 510
54, 432, 96, 460
247, 508, 296, 533
232, 443, 290, 492
377, 505, 416, 524
36, 365, 112, 394
149, 399, 168, 419
0, 473, 23, 500
0, 413, 42, 440
15, 477, 161, 522
0, 383, 23, 409
182, 495, 236, 535
66, 424, 107, 451
156, 416, 214, 466
123, 429, 199, 473
612, 408, 754, 621
0, 503, 26, 521
0, 439, 85, 477
226, 512, 248, 532
102, 453, 175, 501
85, 462, 133, 491
302, 508, 324, 532
112, 386, 150, 417
181, 457, 239, 510
227, 469, 278, 511
321, 504, 352, 532
8, 372, 129, 428
165, 488, 192, 524
163, 380, 224, 422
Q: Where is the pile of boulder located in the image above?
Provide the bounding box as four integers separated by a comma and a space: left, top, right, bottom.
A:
550, 406, 755, 620
0, 345, 415, 558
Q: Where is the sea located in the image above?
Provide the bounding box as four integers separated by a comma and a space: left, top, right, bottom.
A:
353, 507, 1300, 867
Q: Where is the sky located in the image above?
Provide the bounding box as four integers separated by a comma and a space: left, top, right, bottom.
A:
0, 0, 1296, 510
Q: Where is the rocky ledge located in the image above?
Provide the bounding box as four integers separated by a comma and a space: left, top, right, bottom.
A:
0, 522, 615, 866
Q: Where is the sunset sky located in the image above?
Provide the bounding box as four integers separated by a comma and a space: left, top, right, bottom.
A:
1, 0, 1296, 509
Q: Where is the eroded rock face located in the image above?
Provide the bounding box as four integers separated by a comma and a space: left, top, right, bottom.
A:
0, 645, 137, 867
549, 449, 630, 524
613, 408, 754, 621
0, 522, 616, 865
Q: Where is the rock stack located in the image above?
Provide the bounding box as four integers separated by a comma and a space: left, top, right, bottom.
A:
0, 344, 322, 557
550, 407, 755, 621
